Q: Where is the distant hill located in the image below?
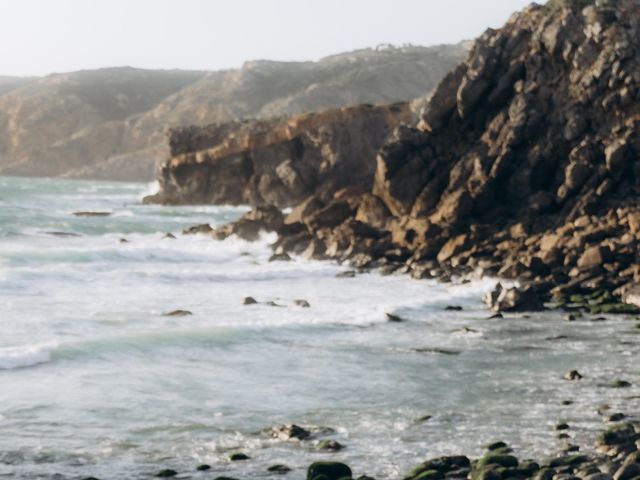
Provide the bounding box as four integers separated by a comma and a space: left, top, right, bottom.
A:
0, 44, 469, 181
0, 76, 36, 96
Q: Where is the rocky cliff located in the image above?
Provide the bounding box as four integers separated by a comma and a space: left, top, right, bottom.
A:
144, 103, 411, 207
0, 44, 467, 181
205, 0, 640, 310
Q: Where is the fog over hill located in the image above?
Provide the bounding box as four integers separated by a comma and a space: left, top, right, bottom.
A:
0, 44, 468, 181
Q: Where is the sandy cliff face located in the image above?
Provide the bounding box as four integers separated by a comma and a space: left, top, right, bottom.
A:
145, 103, 411, 207
0, 45, 467, 180
208, 0, 640, 307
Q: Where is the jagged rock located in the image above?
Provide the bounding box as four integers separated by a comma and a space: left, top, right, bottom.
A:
145, 104, 412, 207
356, 193, 392, 230
270, 424, 311, 441
622, 285, 640, 307
484, 284, 544, 313
148, 1, 640, 312
305, 201, 353, 230
437, 234, 470, 263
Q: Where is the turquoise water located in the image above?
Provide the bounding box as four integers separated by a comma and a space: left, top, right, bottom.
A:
0, 176, 638, 480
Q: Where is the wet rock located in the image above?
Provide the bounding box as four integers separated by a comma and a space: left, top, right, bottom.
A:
317, 439, 344, 452
564, 370, 583, 381
162, 310, 192, 317
268, 464, 292, 474
229, 452, 250, 461
386, 313, 406, 323
119, 238, 129, 243
156, 469, 178, 478
196, 464, 211, 471
307, 462, 352, 480
294, 299, 311, 308
485, 442, 508, 452
183, 224, 213, 235
46, 231, 81, 237
445, 305, 463, 311
73, 211, 112, 217
604, 413, 626, 423
270, 424, 311, 441
484, 284, 544, 312
164, 233, 176, 239
336, 270, 357, 278
611, 380, 632, 389
556, 423, 570, 431
269, 253, 292, 262
243, 296, 258, 305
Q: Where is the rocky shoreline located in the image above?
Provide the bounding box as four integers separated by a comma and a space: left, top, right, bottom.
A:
166, 0, 640, 315
104, 418, 640, 480
133, 1, 640, 479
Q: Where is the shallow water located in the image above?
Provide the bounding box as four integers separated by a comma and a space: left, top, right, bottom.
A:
0, 176, 639, 480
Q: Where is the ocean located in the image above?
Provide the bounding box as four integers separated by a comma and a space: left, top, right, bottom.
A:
0, 176, 638, 480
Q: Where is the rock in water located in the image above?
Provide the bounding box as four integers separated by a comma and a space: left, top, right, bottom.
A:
564, 370, 583, 381
270, 424, 311, 441
73, 211, 112, 217
484, 284, 544, 313
162, 310, 192, 317
307, 462, 352, 480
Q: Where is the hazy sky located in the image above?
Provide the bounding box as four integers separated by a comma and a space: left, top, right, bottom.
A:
0, 0, 534, 77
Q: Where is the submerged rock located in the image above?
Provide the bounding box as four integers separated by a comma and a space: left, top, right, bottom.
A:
73, 211, 112, 217
162, 310, 192, 317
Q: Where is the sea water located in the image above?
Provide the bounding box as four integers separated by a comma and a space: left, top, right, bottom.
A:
0, 176, 638, 480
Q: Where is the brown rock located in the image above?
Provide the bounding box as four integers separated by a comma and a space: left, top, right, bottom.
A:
437, 234, 470, 263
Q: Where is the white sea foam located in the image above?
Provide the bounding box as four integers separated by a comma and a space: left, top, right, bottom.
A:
0, 343, 56, 370
138, 180, 160, 200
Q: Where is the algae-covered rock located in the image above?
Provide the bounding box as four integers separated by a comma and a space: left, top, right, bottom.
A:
307, 462, 352, 480
477, 454, 519, 469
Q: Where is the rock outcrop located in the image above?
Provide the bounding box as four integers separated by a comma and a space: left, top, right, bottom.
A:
0, 44, 468, 180
201, 0, 640, 310
144, 103, 411, 207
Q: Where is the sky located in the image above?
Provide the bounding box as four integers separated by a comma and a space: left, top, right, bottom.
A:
0, 0, 535, 77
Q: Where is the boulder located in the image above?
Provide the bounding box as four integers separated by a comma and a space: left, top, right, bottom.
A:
307, 462, 352, 480
622, 284, 640, 308
484, 284, 544, 312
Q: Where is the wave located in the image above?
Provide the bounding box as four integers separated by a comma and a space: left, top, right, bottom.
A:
0, 343, 57, 370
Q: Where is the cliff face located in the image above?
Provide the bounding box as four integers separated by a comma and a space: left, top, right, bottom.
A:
209, 0, 640, 306
145, 103, 411, 207
0, 45, 468, 181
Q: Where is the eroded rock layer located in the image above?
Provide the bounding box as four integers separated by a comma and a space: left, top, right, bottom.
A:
145, 103, 411, 207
